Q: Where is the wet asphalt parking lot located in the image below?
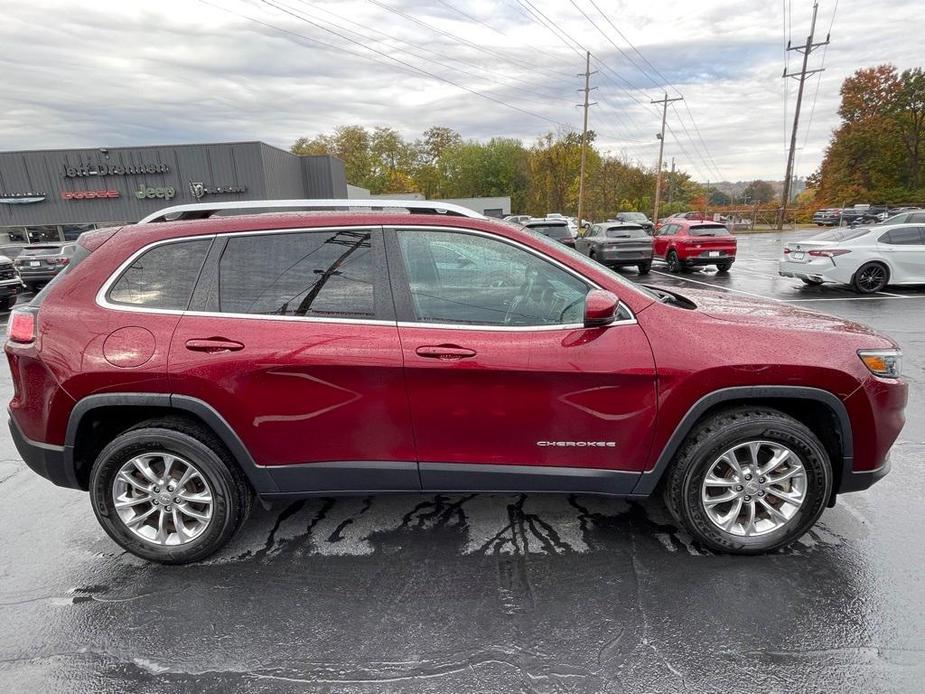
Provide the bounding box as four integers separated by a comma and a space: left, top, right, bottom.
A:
0, 229, 923, 693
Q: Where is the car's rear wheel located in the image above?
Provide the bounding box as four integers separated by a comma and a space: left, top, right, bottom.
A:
666, 250, 681, 273
852, 262, 889, 294
637, 261, 651, 274
90, 420, 252, 564
716, 261, 732, 273
664, 407, 831, 554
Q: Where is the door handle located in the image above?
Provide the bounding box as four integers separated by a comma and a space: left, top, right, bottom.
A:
185, 338, 245, 353
415, 345, 477, 360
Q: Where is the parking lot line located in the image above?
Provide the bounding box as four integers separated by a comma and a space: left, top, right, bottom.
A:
787, 295, 925, 302
649, 270, 783, 302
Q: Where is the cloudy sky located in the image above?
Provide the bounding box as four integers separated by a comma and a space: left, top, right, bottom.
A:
2, 0, 921, 182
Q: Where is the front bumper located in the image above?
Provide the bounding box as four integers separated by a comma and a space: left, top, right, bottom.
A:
8, 415, 79, 489
0, 280, 21, 297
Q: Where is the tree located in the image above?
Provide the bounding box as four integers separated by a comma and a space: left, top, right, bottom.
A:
708, 189, 731, 206
812, 64, 925, 204
743, 180, 776, 204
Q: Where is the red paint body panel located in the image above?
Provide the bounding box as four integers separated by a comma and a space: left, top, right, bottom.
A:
168, 314, 414, 466
398, 323, 657, 470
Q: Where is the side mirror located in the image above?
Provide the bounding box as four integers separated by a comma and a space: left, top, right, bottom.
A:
584, 290, 619, 328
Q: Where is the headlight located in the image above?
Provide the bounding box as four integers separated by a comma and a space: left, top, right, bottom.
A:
858, 349, 903, 378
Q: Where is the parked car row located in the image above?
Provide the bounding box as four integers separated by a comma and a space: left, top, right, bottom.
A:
813, 205, 923, 227
515, 216, 738, 274
0, 242, 76, 310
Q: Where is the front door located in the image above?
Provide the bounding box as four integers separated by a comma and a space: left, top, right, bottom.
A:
387, 226, 658, 494
168, 226, 417, 492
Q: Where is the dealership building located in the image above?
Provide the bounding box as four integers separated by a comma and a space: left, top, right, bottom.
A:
0, 142, 348, 243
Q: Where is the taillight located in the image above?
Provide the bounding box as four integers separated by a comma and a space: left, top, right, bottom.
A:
783, 247, 792, 254
808, 249, 851, 258
8, 311, 36, 343
45, 257, 69, 266
7, 309, 36, 344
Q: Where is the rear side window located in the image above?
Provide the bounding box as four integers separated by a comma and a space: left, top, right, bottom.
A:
879, 228, 924, 245
108, 239, 211, 309
218, 229, 375, 318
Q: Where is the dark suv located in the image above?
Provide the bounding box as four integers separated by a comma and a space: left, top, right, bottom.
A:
6, 200, 906, 563
14, 243, 77, 291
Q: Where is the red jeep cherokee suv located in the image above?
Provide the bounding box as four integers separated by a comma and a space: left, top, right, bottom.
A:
654, 219, 737, 272
6, 200, 906, 563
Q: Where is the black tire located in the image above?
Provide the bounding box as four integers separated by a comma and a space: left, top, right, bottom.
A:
852, 262, 889, 294
89, 418, 253, 564
666, 250, 681, 273
800, 277, 824, 286
716, 261, 732, 273
0, 296, 14, 311
663, 407, 832, 554
637, 261, 652, 275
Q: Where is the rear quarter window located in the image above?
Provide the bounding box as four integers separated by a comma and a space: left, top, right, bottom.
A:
107, 239, 212, 310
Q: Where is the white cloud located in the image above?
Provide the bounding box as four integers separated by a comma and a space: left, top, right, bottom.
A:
2, 0, 922, 181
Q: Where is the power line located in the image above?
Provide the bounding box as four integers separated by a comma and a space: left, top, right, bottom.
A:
203, 0, 577, 129
652, 93, 684, 222
795, 0, 839, 175
435, 0, 505, 36
287, 0, 565, 103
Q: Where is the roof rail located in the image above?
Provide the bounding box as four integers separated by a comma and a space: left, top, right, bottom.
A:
137, 198, 485, 224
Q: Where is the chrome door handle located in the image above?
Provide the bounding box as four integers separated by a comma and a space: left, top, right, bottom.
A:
415, 345, 477, 360
185, 338, 245, 353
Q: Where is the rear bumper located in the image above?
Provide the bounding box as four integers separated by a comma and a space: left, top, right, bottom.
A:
598, 250, 653, 264
8, 415, 79, 490
778, 258, 855, 284
16, 270, 59, 283
681, 254, 735, 266
837, 457, 891, 494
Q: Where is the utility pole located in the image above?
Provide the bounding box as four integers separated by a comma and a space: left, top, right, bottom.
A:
652, 92, 683, 224
779, 1, 829, 229
577, 51, 597, 226
667, 157, 675, 206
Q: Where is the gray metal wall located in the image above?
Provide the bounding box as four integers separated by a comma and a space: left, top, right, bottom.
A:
0, 142, 347, 227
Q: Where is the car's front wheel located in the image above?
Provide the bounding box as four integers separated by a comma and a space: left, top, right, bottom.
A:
664, 407, 831, 554
90, 419, 252, 564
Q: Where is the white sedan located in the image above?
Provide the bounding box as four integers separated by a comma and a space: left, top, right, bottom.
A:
778, 224, 925, 293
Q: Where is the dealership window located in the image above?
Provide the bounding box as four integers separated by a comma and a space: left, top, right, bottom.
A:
108, 239, 212, 309
218, 229, 376, 318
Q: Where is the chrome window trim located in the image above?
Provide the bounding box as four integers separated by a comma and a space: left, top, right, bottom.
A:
96, 224, 638, 329
386, 224, 637, 326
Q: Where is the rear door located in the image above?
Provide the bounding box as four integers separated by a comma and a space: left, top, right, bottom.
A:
653, 224, 676, 257
168, 225, 417, 492
878, 227, 925, 282
387, 225, 658, 494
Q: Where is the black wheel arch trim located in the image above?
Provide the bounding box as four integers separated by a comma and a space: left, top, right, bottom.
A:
632, 386, 856, 496
64, 393, 278, 494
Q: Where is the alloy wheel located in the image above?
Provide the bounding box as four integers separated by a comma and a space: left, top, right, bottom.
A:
857, 265, 887, 292
700, 440, 807, 537
112, 452, 214, 546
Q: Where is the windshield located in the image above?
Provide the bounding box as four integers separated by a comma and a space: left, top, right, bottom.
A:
527, 231, 660, 302
689, 224, 731, 237
810, 227, 873, 242
620, 213, 647, 222
604, 226, 647, 238
528, 223, 571, 239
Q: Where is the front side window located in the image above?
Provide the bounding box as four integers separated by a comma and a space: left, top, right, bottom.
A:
109, 239, 211, 309
397, 230, 589, 327
218, 229, 375, 318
